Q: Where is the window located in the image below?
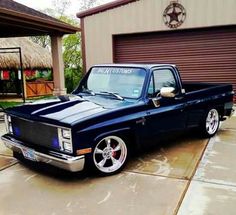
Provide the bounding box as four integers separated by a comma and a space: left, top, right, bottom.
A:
148, 69, 177, 97
86, 67, 146, 98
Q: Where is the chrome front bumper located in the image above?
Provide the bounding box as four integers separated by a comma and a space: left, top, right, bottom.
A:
1, 135, 85, 172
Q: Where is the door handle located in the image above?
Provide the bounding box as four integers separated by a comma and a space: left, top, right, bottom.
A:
136, 117, 146, 126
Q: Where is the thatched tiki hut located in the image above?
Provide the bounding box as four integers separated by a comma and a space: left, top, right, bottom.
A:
0, 37, 53, 98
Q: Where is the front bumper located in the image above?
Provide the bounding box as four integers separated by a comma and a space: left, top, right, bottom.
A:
1, 135, 85, 172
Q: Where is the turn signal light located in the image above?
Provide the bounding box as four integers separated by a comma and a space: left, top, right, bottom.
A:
76, 148, 92, 155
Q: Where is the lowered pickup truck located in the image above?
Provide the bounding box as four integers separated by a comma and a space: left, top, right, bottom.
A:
1, 64, 234, 175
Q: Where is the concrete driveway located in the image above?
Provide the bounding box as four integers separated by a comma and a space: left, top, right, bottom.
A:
0, 114, 235, 215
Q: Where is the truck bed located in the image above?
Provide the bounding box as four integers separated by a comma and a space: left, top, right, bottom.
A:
182, 82, 234, 116
183, 82, 233, 95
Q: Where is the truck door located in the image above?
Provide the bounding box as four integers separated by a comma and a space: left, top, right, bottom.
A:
145, 68, 186, 138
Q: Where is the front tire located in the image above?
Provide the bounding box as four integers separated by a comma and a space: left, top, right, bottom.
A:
92, 135, 129, 176
201, 108, 220, 137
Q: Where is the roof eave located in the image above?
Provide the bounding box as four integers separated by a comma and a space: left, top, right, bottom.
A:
0, 7, 80, 34
76, 0, 139, 18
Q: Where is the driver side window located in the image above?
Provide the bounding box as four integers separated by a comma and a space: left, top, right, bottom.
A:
148, 69, 177, 98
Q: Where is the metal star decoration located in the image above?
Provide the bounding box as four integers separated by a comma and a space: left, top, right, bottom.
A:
163, 2, 187, 29
167, 5, 182, 23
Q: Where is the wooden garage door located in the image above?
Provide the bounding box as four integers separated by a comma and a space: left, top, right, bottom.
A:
113, 26, 236, 101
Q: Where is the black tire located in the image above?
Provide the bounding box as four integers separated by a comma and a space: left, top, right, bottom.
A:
200, 108, 220, 138
89, 135, 129, 176
13, 151, 24, 161
13, 151, 32, 164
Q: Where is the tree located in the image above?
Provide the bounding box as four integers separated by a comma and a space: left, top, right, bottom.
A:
52, 0, 71, 18
29, 0, 71, 49
79, 0, 100, 10
60, 16, 83, 92
30, 36, 50, 49
29, 0, 101, 92
30, 0, 100, 50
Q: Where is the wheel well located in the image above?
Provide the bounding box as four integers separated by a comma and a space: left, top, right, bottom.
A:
94, 130, 138, 153
205, 105, 224, 118
214, 105, 224, 119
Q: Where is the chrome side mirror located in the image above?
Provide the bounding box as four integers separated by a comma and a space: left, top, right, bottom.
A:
152, 97, 161, 107
160, 87, 176, 98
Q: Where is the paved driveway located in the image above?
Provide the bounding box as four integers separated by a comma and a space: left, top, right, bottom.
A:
0, 114, 235, 215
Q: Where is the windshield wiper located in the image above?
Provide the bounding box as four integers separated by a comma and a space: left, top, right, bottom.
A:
99, 91, 124, 100
81, 88, 96, 96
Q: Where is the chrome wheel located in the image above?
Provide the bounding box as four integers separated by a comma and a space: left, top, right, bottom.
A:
93, 136, 128, 174
206, 109, 219, 135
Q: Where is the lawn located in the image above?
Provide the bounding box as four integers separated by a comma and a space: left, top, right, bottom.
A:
0, 101, 23, 109
0, 95, 55, 110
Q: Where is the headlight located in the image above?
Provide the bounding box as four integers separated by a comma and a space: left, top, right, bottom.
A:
62, 129, 71, 139
4, 114, 13, 134
63, 141, 73, 153
58, 128, 73, 153
8, 115, 11, 122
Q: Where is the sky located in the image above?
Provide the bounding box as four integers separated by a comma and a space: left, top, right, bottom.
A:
15, 0, 112, 18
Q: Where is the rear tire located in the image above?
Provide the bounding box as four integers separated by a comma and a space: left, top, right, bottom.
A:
90, 135, 129, 176
200, 108, 220, 137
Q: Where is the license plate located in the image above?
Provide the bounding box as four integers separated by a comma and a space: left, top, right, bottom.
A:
21, 147, 36, 161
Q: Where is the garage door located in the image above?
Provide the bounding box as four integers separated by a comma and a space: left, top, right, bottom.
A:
113, 26, 236, 102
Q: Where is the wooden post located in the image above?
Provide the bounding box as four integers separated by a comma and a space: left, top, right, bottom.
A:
51, 35, 67, 95
22, 72, 27, 99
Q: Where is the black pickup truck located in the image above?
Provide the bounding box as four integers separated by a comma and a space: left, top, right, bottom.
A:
1, 64, 234, 175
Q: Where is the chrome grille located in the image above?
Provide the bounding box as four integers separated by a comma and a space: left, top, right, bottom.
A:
11, 117, 60, 151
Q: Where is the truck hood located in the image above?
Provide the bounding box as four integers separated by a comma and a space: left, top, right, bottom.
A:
6, 95, 136, 125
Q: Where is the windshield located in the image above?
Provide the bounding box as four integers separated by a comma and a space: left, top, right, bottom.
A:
84, 67, 146, 99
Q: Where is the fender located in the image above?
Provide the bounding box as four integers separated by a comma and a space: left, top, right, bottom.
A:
94, 127, 132, 143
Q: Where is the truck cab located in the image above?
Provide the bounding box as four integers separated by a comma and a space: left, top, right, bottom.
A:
1, 64, 234, 176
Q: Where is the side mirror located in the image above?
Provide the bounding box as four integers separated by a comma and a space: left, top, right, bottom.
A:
160, 87, 176, 98
151, 97, 161, 107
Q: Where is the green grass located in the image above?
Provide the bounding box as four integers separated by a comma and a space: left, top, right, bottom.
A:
0, 95, 56, 110
26, 95, 55, 101
0, 101, 23, 109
